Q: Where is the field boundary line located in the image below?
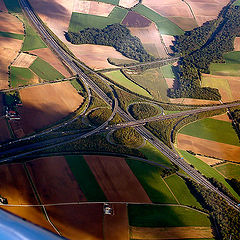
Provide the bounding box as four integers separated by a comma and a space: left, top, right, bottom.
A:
161, 177, 180, 204
23, 163, 62, 236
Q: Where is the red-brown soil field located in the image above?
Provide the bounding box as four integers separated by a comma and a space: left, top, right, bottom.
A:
130, 226, 213, 239
177, 134, 240, 162
30, 48, 71, 77
122, 11, 151, 28
0, 0, 7, 12
46, 204, 104, 240
0, 12, 24, 34
84, 155, 151, 203
104, 203, 129, 240
26, 156, 87, 204
0, 118, 11, 143
18, 82, 84, 134
0, 163, 53, 231
0, 36, 23, 89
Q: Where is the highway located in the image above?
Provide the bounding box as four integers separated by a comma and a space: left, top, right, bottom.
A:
13, 0, 240, 211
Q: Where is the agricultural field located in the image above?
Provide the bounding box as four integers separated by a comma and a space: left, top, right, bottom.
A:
104, 70, 152, 98
0, 0, 7, 12
127, 160, 177, 203
84, 155, 151, 203
215, 163, 240, 180
2, 0, 21, 13
18, 82, 84, 134
224, 51, 240, 64
12, 53, 37, 68
234, 37, 240, 51
209, 63, 240, 77
123, 68, 169, 101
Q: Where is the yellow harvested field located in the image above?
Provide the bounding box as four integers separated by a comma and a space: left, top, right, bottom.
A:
196, 155, 224, 166
65, 43, 129, 70
177, 134, 240, 162
234, 37, 240, 51
130, 226, 213, 239
161, 34, 174, 53
0, 12, 24, 34
19, 82, 84, 134
170, 98, 219, 105
30, 48, 71, 77
73, 1, 114, 17
0, 0, 7, 12
187, 0, 229, 26
12, 53, 37, 68
142, 0, 192, 18
119, 0, 138, 8
28, 0, 75, 42
211, 113, 231, 122
129, 23, 168, 58
0, 37, 23, 90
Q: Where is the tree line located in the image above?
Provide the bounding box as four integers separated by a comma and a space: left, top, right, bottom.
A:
169, 4, 240, 100
65, 23, 155, 62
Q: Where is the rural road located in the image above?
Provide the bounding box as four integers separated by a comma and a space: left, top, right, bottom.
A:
11, 0, 240, 212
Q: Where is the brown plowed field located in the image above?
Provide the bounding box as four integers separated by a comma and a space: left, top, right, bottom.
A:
12, 53, 37, 68
84, 155, 151, 203
0, 36, 23, 90
0, 163, 52, 230
26, 156, 87, 204
165, 78, 174, 88
129, 23, 168, 58
0, 12, 24, 34
122, 11, 151, 28
170, 98, 219, 105
187, 0, 229, 26
46, 204, 104, 240
168, 16, 198, 31
28, 0, 75, 42
211, 113, 231, 122
19, 82, 84, 134
73, 1, 114, 17
0, 0, 7, 12
119, 0, 138, 8
66, 43, 129, 70
0, 118, 11, 143
130, 226, 213, 239
234, 37, 240, 51
104, 203, 129, 240
30, 48, 71, 77
177, 134, 240, 162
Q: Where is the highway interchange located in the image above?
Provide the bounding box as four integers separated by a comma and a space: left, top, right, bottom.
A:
3, 0, 240, 211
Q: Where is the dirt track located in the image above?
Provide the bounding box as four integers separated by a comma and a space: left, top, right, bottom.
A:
84, 155, 151, 203
27, 156, 87, 204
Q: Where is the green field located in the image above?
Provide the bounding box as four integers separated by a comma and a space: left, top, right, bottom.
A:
127, 160, 177, 203
179, 151, 240, 201
104, 70, 152, 98
233, 0, 240, 6
0, 31, 24, 40
128, 205, 211, 227
201, 74, 233, 101
3, 0, 21, 13
97, 0, 119, 4
65, 155, 107, 201
224, 51, 240, 64
70, 79, 84, 91
10, 67, 36, 88
209, 63, 240, 77
125, 68, 169, 101
132, 4, 184, 36
29, 58, 64, 81
165, 174, 202, 208
21, 18, 47, 51
161, 64, 175, 78
179, 118, 240, 146
69, 7, 127, 32
215, 163, 240, 180
140, 142, 172, 167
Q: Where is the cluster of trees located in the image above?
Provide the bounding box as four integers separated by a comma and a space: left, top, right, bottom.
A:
65, 24, 155, 62
185, 178, 240, 240
227, 178, 240, 196
128, 103, 160, 120
169, 4, 240, 100
88, 108, 112, 126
